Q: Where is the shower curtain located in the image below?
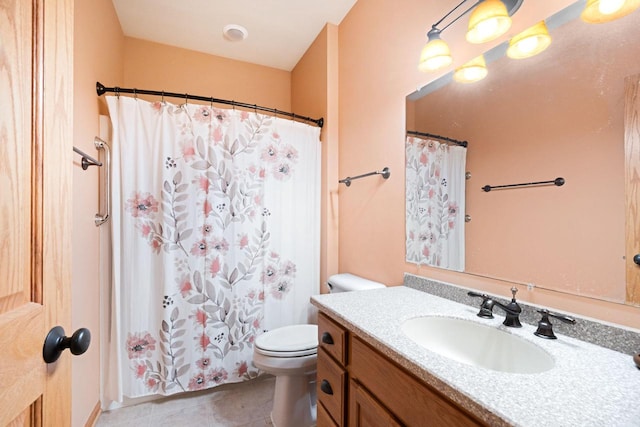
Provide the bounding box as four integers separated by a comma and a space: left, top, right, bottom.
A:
104, 96, 320, 401
405, 135, 466, 271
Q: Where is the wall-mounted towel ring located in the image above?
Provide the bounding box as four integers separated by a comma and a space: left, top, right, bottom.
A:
339, 167, 390, 187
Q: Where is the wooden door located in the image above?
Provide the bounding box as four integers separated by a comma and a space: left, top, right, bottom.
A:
0, 0, 73, 425
625, 74, 640, 305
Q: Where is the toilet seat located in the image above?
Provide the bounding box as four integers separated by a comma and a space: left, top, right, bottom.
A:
255, 324, 318, 357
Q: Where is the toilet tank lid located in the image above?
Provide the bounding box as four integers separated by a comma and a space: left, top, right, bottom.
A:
327, 273, 385, 292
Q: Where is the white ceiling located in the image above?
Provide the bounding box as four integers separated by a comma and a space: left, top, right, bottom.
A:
111, 0, 358, 71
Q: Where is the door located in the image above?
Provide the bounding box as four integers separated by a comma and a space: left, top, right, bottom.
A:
0, 0, 73, 425
625, 74, 640, 305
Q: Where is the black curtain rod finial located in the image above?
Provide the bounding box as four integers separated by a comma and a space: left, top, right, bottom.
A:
96, 82, 107, 96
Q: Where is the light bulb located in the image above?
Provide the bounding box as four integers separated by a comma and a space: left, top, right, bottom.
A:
599, 0, 625, 14
516, 37, 539, 55
475, 18, 499, 40
506, 21, 552, 59
581, 0, 640, 23
453, 55, 488, 83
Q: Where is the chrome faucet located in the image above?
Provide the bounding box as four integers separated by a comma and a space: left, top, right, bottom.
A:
467, 287, 522, 328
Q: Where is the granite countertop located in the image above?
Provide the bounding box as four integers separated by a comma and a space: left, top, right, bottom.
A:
311, 286, 640, 427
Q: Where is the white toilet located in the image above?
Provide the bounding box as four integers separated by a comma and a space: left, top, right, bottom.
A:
253, 273, 385, 427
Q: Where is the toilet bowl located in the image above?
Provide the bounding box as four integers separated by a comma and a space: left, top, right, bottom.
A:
254, 324, 318, 427
253, 274, 385, 427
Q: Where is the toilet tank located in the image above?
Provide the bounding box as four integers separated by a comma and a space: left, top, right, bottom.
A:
327, 273, 385, 293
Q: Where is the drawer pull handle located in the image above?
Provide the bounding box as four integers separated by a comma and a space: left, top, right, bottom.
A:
320, 379, 334, 395
321, 332, 334, 345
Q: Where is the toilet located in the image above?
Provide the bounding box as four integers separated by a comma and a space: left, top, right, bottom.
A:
253, 273, 385, 427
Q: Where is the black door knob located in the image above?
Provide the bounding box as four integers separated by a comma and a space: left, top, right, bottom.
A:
43, 326, 91, 363
634, 254, 640, 266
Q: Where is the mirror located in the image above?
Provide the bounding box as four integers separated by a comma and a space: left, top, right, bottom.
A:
406, 1, 640, 304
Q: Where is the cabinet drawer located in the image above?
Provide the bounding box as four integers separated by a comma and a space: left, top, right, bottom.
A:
318, 312, 347, 365
350, 336, 485, 427
317, 349, 346, 426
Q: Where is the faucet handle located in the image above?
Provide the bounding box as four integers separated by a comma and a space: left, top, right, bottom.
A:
467, 291, 494, 318
534, 309, 576, 339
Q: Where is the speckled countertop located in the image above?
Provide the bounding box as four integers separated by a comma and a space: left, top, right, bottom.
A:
311, 286, 640, 427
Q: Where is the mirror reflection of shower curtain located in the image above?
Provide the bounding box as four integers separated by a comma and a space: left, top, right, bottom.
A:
405, 136, 466, 271
103, 96, 320, 403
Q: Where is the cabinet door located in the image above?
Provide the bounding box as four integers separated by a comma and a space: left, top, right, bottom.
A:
350, 337, 485, 426
349, 380, 402, 427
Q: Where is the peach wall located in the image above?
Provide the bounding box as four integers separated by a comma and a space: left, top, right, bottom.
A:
123, 38, 291, 111
73, 0, 124, 425
291, 24, 340, 293
337, 0, 640, 328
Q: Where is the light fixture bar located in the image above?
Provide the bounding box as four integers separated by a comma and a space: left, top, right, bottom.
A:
437, 0, 481, 32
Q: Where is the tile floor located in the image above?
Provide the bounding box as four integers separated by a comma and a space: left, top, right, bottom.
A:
96, 376, 275, 427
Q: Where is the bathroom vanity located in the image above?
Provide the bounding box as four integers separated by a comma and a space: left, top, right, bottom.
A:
312, 285, 640, 426
317, 312, 484, 426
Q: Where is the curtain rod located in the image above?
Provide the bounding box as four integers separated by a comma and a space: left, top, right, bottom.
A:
96, 82, 324, 128
406, 130, 468, 147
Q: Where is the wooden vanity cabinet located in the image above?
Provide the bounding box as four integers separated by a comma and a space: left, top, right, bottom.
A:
317, 312, 487, 427
318, 313, 348, 425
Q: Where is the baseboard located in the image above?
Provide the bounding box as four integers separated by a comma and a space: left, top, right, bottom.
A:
84, 401, 101, 427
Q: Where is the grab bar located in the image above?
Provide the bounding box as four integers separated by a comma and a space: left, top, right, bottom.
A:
94, 137, 110, 226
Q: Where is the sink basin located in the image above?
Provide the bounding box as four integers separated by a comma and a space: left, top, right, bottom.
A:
401, 316, 554, 374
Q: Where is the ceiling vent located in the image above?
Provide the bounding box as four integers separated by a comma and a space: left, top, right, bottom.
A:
223, 24, 248, 42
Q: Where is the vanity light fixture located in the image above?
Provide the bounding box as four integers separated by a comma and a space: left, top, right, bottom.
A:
466, 0, 512, 44
418, 0, 523, 72
418, 29, 453, 71
453, 55, 488, 83
506, 21, 552, 59
581, 0, 640, 23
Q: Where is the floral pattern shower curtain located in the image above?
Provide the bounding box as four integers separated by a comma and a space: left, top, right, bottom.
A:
105, 96, 320, 400
405, 136, 466, 271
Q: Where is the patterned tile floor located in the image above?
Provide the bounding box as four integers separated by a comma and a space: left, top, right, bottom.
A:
96, 376, 275, 427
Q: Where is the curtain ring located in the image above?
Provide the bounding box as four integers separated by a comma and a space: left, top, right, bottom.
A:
161, 91, 165, 103
133, 88, 137, 100
232, 101, 235, 111
184, 93, 188, 105
210, 97, 214, 109
115, 87, 120, 98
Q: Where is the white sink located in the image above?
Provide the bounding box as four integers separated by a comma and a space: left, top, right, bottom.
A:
401, 316, 554, 374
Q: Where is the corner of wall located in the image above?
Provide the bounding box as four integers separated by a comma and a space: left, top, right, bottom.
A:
291, 24, 340, 294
